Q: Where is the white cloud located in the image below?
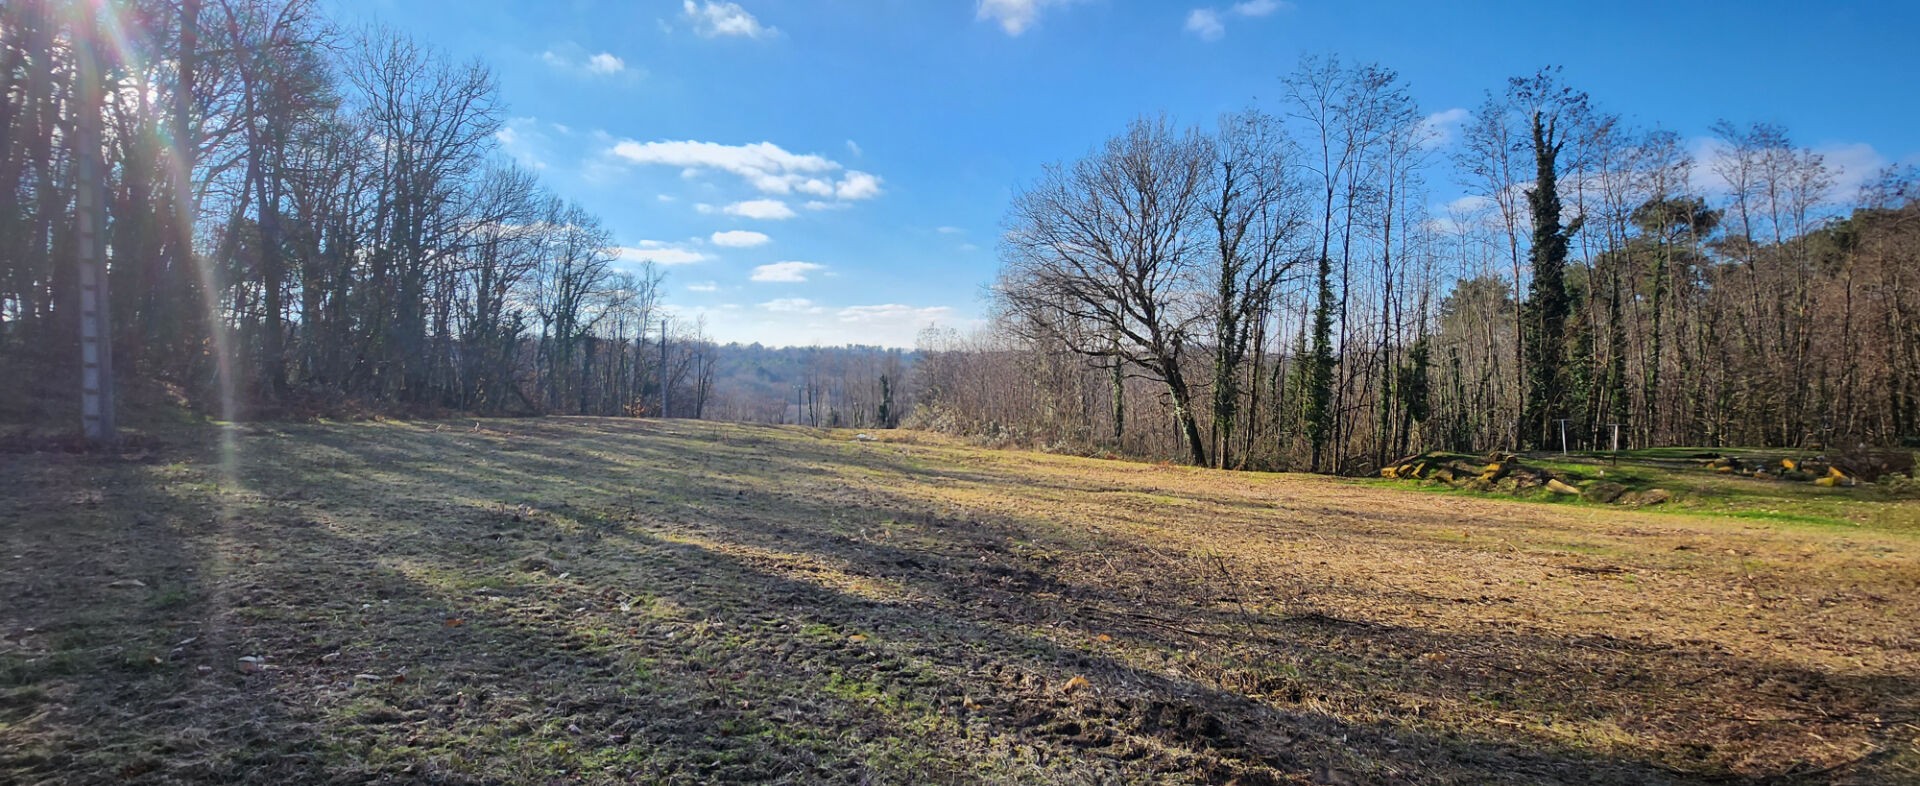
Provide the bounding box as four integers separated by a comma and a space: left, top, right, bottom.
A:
612, 139, 834, 182
760, 297, 824, 313
936, 226, 964, 234
804, 200, 851, 211
1447, 195, 1494, 214
835, 171, 883, 200
977, 0, 1080, 36
1690, 136, 1889, 206
725, 199, 798, 220
495, 117, 552, 170
845, 139, 863, 157
751, 261, 824, 282
685, 299, 979, 348
837, 304, 954, 324
656, 194, 676, 202
687, 281, 720, 292
1231, 0, 1286, 16
586, 52, 625, 75
1420, 107, 1471, 149
682, 0, 775, 38
542, 46, 634, 77
607, 139, 882, 201
616, 241, 709, 267
694, 203, 717, 214
1818, 142, 1890, 203
1185, 9, 1224, 40
1186, 0, 1290, 41
711, 229, 771, 247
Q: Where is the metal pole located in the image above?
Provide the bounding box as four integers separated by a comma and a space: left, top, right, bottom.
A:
74, 8, 116, 443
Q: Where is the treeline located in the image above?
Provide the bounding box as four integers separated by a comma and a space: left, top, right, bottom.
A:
915, 56, 1920, 472
698, 343, 912, 429
0, 0, 701, 423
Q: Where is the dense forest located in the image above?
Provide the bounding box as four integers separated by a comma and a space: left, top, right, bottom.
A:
0, 0, 726, 423
6, 1, 1918, 475
913, 58, 1920, 472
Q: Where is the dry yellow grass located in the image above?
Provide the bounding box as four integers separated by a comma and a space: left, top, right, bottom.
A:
2, 417, 1916, 784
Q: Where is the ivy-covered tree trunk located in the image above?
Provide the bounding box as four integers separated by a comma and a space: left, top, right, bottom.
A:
1522, 112, 1573, 449
1306, 254, 1337, 472
1644, 238, 1669, 440
1607, 259, 1630, 440
1395, 334, 1431, 458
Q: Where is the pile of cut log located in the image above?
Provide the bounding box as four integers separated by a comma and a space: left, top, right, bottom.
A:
1698, 449, 1915, 486
1379, 452, 1668, 505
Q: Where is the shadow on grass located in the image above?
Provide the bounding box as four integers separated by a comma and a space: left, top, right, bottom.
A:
4, 418, 1912, 784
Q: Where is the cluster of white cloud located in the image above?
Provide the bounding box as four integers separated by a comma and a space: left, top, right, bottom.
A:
1419, 107, 1472, 148
836, 304, 954, 325
1184, 0, 1288, 41
610, 139, 883, 218
710, 230, 770, 247
723, 199, 798, 220
755, 301, 952, 324
759, 297, 823, 314
978, 0, 1291, 39
682, 0, 776, 39
1690, 138, 1891, 205
615, 240, 708, 267
750, 261, 825, 283
681, 299, 964, 348
975, 0, 1081, 36
1425, 136, 1895, 238
540, 47, 629, 76
494, 118, 547, 170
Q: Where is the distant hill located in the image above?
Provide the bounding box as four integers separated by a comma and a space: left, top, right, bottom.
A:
698, 343, 917, 427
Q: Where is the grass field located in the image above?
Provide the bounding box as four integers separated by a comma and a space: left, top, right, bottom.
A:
3, 418, 1918, 784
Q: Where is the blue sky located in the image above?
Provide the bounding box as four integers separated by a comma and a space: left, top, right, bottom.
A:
333, 0, 1920, 347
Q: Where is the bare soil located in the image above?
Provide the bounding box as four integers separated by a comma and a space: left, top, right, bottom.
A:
3, 418, 1917, 784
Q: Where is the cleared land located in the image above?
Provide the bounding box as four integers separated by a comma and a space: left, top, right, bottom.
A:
3, 419, 1918, 784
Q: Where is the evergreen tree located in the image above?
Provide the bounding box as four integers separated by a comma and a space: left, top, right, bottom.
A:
1305, 254, 1337, 471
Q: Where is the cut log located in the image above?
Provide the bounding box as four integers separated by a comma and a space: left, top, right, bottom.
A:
1583, 481, 1627, 503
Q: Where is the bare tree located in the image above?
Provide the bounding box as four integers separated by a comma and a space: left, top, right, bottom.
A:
1202, 108, 1308, 468
997, 116, 1215, 465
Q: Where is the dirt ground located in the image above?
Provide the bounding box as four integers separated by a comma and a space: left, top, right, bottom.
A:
3, 418, 1917, 784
